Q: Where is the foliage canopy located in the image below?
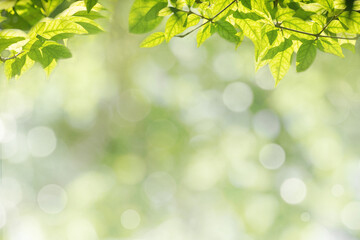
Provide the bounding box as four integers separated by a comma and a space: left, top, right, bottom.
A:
129, 0, 360, 85
0, 0, 104, 79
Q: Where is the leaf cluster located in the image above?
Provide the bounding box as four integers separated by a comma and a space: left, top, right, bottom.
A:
0, 0, 104, 79
129, 0, 360, 85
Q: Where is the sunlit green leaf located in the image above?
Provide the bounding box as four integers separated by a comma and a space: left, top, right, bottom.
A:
84, 0, 98, 13
164, 12, 187, 42
140, 32, 165, 48
129, 0, 168, 34
269, 39, 294, 85
296, 40, 316, 72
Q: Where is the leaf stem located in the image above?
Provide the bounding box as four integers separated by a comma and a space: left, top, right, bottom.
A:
177, 21, 210, 38
315, 9, 345, 39
211, 0, 237, 21
275, 25, 358, 40
176, 9, 211, 21
175, 0, 237, 38
0, 52, 24, 62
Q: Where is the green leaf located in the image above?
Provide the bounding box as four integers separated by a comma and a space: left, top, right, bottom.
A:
129, 0, 168, 34
64, 16, 104, 34
57, 1, 103, 18
0, 37, 26, 52
327, 20, 346, 33
196, 23, 213, 47
233, 12, 262, 43
315, 0, 334, 12
296, 40, 316, 72
171, 0, 186, 9
282, 18, 316, 39
164, 12, 187, 42
212, 0, 235, 20
266, 30, 278, 46
338, 32, 357, 52
269, 39, 294, 85
0, 0, 16, 10
140, 32, 165, 48
29, 18, 88, 40
40, 0, 63, 16
276, 7, 295, 22
84, 0, 98, 13
4, 54, 34, 79
14, 0, 44, 25
215, 20, 240, 43
185, 0, 195, 7
158, 7, 173, 17
241, 0, 252, 10
339, 11, 360, 34
42, 41, 72, 59
317, 38, 344, 57
27, 40, 71, 76
185, 14, 200, 28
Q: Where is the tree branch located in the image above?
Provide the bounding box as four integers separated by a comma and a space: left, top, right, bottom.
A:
275, 25, 358, 40
211, 0, 237, 21
176, 9, 211, 21
315, 9, 345, 39
0, 52, 24, 62
175, 0, 237, 38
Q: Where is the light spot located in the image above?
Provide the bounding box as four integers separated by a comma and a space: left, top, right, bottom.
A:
117, 90, 151, 122
253, 110, 281, 139
6, 217, 44, 240
121, 209, 141, 230
301, 224, 335, 240
27, 126, 57, 158
213, 52, 243, 81
331, 184, 344, 197
308, 137, 342, 170
37, 184, 67, 214
300, 212, 311, 222
228, 161, 259, 188
0, 204, 6, 229
143, 172, 176, 205
341, 202, 360, 230
184, 153, 224, 191
223, 82, 253, 112
169, 37, 206, 69
0, 140, 18, 160
67, 219, 98, 240
259, 143, 286, 170
146, 119, 178, 149
0, 177, 23, 208
255, 67, 275, 90
3, 133, 28, 163
114, 155, 146, 185
280, 178, 307, 204
68, 171, 114, 208
0, 114, 16, 143
2, 90, 33, 119
244, 195, 278, 233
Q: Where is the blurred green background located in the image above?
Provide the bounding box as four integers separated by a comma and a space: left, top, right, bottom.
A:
1, 1, 360, 239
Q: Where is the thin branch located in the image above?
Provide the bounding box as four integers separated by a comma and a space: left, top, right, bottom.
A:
175, 0, 357, 41
0, 52, 24, 62
275, 25, 358, 40
276, 25, 318, 37
176, 9, 211, 21
176, 21, 210, 38
316, 9, 345, 39
318, 34, 358, 40
211, 0, 237, 21
175, 0, 237, 38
